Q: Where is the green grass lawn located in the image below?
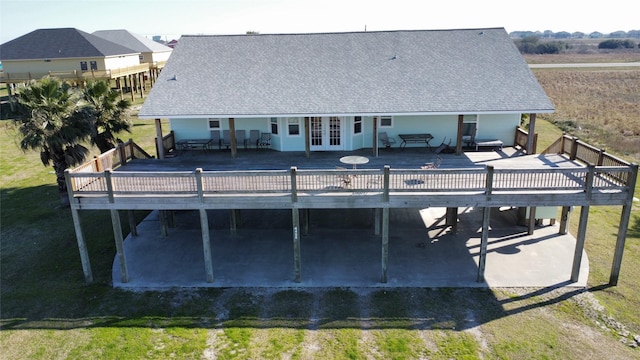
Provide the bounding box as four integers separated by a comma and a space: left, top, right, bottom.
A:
1, 112, 639, 359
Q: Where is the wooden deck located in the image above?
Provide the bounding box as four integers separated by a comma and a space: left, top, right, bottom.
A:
66, 148, 635, 211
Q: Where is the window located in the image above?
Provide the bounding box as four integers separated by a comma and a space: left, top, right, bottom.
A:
379, 115, 393, 127
354, 116, 362, 134
288, 118, 300, 136
270, 117, 278, 135
208, 118, 221, 129
90, 61, 97, 70
80, 61, 88, 71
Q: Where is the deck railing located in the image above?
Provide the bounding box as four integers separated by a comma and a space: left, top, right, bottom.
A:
155, 131, 176, 157
66, 164, 635, 204
543, 134, 632, 184
0, 64, 150, 83
514, 126, 538, 153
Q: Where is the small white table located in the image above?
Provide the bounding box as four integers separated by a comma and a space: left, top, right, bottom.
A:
340, 155, 369, 169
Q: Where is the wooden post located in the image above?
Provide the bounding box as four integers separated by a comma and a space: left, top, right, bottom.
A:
127, 210, 137, 237
381, 207, 389, 283
373, 116, 378, 157
527, 207, 537, 235
609, 164, 638, 285
155, 118, 164, 159
302, 208, 309, 236
129, 75, 134, 101
229, 118, 237, 158
229, 210, 238, 235
111, 209, 129, 283
304, 117, 310, 159
292, 208, 301, 283
159, 210, 168, 237
374, 208, 381, 236
559, 206, 571, 234
477, 206, 491, 282
526, 113, 537, 154
570, 137, 579, 160
571, 206, 590, 282
445, 207, 458, 234
455, 114, 464, 155
200, 208, 214, 283
70, 208, 93, 283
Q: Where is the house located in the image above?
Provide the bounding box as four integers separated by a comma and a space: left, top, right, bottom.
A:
92, 29, 173, 81
139, 28, 554, 157
0, 28, 149, 100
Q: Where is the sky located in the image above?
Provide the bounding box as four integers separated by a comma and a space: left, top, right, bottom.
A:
1, 0, 638, 44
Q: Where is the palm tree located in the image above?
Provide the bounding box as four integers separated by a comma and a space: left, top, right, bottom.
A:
80, 80, 131, 153
15, 77, 91, 205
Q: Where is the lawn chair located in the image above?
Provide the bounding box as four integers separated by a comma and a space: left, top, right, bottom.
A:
221, 130, 231, 149
258, 133, 271, 149
421, 156, 442, 169
235, 129, 247, 150
249, 130, 260, 149
335, 166, 355, 187
210, 130, 221, 149
433, 138, 452, 154
378, 132, 397, 148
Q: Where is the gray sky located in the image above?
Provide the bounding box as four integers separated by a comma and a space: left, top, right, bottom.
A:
1, 0, 637, 43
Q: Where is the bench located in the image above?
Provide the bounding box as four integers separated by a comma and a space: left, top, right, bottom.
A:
474, 139, 503, 151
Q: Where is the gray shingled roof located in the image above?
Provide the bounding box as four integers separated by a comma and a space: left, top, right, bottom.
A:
93, 29, 172, 53
139, 28, 554, 118
0, 28, 138, 60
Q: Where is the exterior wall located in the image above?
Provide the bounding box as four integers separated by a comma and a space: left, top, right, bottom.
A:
2, 58, 101, 73
149, 51, 172, 63
103, 54, 141, 69
169, 113, 522, 151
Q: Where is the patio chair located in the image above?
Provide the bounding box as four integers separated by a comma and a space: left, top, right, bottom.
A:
421, 156, 442, 169
433, 138, 452, 154
378, 132, 396, 148
258, 133, 271, 149
235, 129, 247, 150
222, 130, 231, 149
210, 130, 221, 149
335, 166, 355, 187
249, 130, 260, 149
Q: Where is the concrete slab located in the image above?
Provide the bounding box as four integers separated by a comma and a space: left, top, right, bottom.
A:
113, 206, 588, 289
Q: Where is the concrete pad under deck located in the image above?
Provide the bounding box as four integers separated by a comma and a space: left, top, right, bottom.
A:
113, 206, 588, 289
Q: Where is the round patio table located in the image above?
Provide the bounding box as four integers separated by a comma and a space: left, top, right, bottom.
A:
340, 155, 369, 169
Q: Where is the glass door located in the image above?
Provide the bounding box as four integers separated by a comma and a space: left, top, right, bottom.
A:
310, 116, 344, 150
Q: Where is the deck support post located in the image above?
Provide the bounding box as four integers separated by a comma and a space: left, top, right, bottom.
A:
70, 208, 93, 283
229, 117, 237, 158
199, 208, 214, 283
455, 114, 464, 155
292, 208, 301, 283
304, 117, 310, 159
229, 210, 238, 235
477, 207, 491, 282
609, 163, 638, 285
445, 207, 458, 234
526, 113, 537, 154
373, 116, 379, 157
111, 209, 129, 283
559, 206, 571, 234
527, 207, 537, 235
571, 205, 590, 282
374, 208, 381, 236
155, 118, 164, 159
127, 210, 137, 237
159, 210, 169, 237
381, 207, 389, 283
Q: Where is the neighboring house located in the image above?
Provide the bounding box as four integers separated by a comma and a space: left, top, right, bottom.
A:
0, 28, 149, 99
139, 28, 554, 155
92, 29, 172, 80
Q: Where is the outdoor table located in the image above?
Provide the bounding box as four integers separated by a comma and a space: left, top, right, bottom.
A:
399, 134, 434, 151
177, 139, 214, 152
339, 155, 369, 169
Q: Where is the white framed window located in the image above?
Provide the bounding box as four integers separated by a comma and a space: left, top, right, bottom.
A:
270, 117, 279, 135
287, 118, 300, 136
208, 118, 221, 129
379, 115, 393, 128
354, 116, 362, 134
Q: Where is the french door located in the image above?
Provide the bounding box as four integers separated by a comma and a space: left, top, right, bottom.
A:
309, 116, 344, 151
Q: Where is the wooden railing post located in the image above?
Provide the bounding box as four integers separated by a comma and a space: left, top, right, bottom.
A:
290, 166, 298, 203
485, 165, 494, 201
570, 137, 579, 160
105, 169, 115, 203
195, 168, 204, 203
382, 165, 390, 202
597, 148, 606, 166
584, 165, 595, 200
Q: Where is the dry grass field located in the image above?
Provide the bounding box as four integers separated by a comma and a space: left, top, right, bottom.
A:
529, 61, 640, 162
